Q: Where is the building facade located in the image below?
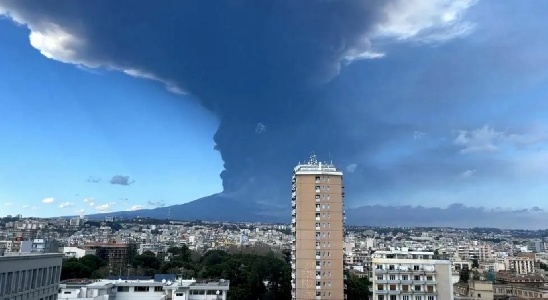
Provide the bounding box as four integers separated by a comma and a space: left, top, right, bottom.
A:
0, 253, 63, 300
291, 156, 345, 300
58, 278, 230, 300
371, 248, 453, 300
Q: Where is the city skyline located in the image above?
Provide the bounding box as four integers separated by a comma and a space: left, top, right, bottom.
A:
1, 1, 548, 221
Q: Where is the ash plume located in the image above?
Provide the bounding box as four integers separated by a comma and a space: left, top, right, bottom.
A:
0, 0, 478, 206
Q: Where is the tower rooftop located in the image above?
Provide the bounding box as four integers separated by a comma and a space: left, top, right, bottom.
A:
293, 154, 342, 175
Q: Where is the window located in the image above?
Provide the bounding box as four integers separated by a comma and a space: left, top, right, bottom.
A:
389, 284, 396, 290
402, 275, 408, 280
154, 286, 163, 292
414, 275, 421, 280
414, 265, 420, 270
377, 284, 384, 290
478, 294, 481, 298
117, 286, 129, 292
315, 186, 320, 193
403, 296, 410, 300
427, 286, 434, 292
414, 285, 421, 291
378, 296, 384, 300
427, 296, 435, 300
426, 275, 433, 281
316, 271, 321, 276
390, 296, 397, 300
134, 286, 149, 292
316, 281, 321, 286
389, 265, 395, 270
315, 213, 320, 218
315, 195, 320, 201
415, 296, 422, 300
389, 275, 396, 280
316, 204, 320, 209
315, 176, 320, 183
316, 291, 321, 296
402, 285, 409, 291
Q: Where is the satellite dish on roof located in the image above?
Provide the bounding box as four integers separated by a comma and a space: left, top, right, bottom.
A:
167, 280, 172, 285
162, 279, 167, 284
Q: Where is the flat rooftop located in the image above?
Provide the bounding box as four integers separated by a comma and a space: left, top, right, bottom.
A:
0, 253, 63, 260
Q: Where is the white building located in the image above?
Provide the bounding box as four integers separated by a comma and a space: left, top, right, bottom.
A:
62, 247, 97, 259
58, 278, 230, 300
371, 248, 453, 300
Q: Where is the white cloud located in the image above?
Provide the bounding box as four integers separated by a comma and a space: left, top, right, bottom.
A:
458, 169, 476, 179
23, 205, 38, 210
454, 125, 502, 153
41, 197, 55, 204
23, 205, 30, 209
255, 122, 267, 134
96, 202, 115, 212
454, 125, 548, 153
4, 202, 13, 206
346, 163, 358, 173
128, 205, 144, 211
75, 209, 86, 215
59, 202, 74, 208
28, 22, 87, 65
123, 69, 185, 95
375, 0, 477, 42
413, 131, 426, 140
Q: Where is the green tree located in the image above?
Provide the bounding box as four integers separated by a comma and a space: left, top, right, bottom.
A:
61, 261, 91, 280
346, 275, 371, 300
472, 258, 479, 269
459, 266, 470, 283
132, 251, 161, 275
79, 254, 106, 271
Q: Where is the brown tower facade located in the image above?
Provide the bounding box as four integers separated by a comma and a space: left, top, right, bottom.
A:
291, 155, 344, 300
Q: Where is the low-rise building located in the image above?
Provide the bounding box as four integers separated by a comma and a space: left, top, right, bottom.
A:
0, 252, 63, 300
58, 278, 230, 300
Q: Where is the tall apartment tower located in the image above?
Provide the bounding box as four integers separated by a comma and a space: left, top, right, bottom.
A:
291, 155, 345, 300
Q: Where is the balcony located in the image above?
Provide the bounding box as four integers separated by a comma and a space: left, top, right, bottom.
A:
316, 255, 321, 260
315, 226, 320, 230
375, 280, 388, 284
375, 290, 388, 295
388, 290, 401, 295
374, 269, 386, 274
316, 275, 321, 280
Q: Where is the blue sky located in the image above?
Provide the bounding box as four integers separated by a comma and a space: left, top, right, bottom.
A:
1, 0, 548, 219
0, 19, 223, 216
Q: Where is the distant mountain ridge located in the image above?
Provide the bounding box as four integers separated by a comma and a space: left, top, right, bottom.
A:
86, 195, 548, 230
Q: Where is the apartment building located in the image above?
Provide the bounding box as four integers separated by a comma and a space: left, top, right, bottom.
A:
0, 252, 63, 300
371, 248, 453, 300
291, 155, 345, 300
504, 256, 535, 275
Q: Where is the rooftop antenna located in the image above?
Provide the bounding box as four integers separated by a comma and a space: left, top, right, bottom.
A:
328, 152, 333, 164
309, 151, 318, 165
